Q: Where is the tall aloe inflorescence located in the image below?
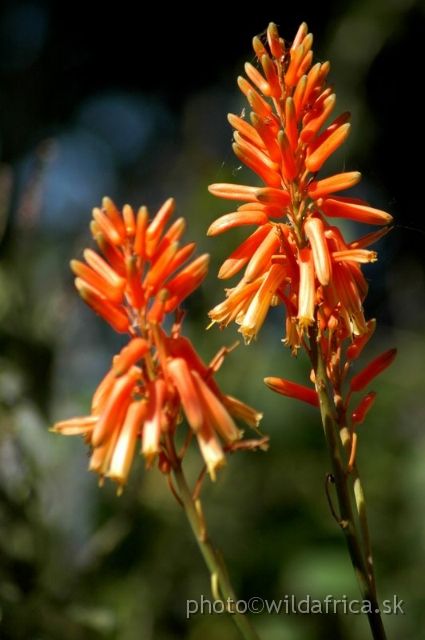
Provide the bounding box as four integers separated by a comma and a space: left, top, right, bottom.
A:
207, 22, 395, 640
52, 196, 265, 493
52, 21, 396, 640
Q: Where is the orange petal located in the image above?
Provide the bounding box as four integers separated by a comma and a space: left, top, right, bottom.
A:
133, 205, 148, 258
75, 279, 130, 333
50, 415, 98, 436
244, 61, 271, 97
305, 123, 351, 173
350, 348, 397, 392
267, 22, 285, 59
243, 225, 280, 283
195, 420, 226, 481
112, 338, 149, 377
208, 182, 261, 202
108, 400, 148, 491
278, 130, 298, 181
207, 211, 269, 236
191, 370, 243, 444
232, 140, 282, 188
122, 204, 136, 237
350, 391, 377, 426
145, 198, 175, 258
83, 248, 127, 294
304, 216, 332, 286
91, 368, 139, 448
166, 358, 204, 432
345, 319, 376, 361
297, 247, 315, 328
264, 377, 319, 406
218, 226, 271, 279
320, 196, 393, 226
307, 171, 361, 199
142, 378, 167, 468
102, 197, 127, 242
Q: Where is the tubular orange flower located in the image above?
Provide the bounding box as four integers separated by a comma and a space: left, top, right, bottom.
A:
350, 348, 397, 393
264, 377, 319, 407
52, 197, 266, 490
207, 22, 393, 351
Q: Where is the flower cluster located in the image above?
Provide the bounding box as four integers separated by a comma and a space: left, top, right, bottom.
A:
52, 198, 264, 491
207, 22, 395, 442
208, 22, 392, 348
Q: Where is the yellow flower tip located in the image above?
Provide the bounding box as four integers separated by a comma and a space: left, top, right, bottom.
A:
107, 400, 147, 488
221, 394, 263, 429
196, 423, 226, 481
50, 415, 98, 436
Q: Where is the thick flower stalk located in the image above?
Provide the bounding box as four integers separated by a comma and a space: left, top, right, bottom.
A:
52, 197, 264, 492
208, 22, 395, 640
52, 198, 266, 640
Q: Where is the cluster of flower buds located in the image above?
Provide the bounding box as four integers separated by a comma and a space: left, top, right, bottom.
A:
207, 22, 395, 438
208, 22, 392, 347
52, 198, 264, 491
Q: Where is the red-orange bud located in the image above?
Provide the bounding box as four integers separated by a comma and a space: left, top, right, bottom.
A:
350, 348, 397, 392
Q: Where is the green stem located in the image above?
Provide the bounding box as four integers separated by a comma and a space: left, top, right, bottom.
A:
172, 463, 262, 640
308, 326, 387, 640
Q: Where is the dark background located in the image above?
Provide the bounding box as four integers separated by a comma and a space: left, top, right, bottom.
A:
0, 1, 424, 639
